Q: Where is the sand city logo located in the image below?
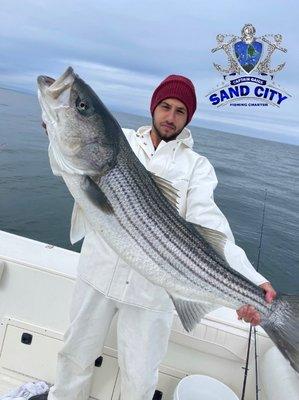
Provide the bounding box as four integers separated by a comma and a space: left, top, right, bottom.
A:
207, 24, 291, 108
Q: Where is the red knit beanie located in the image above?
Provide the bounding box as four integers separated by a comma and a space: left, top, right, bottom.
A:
150, 75, 197, 125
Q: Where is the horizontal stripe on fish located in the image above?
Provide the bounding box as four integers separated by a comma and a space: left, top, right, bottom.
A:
104, 164, 268, 312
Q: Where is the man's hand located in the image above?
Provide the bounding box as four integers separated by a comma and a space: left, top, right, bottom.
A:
236, 282, 277, 326
260, 282, 277, 303
42, 122, 48, 136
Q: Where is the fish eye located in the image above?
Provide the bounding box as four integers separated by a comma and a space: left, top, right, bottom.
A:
76, 96, 94, 117
76, 97, 92, 114
75, 96, 95, 117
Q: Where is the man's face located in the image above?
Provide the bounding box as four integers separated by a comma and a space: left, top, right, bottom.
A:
152, 98, 188, 142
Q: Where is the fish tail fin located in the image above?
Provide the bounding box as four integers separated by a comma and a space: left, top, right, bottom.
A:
262, 294, 299, 373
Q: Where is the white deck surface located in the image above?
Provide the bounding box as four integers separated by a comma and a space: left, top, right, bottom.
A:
2, 229, 294, 400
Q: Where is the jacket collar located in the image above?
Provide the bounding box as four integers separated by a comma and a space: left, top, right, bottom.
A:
136, 126, 194, 150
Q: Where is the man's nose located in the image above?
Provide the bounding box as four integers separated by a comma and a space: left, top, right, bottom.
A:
166, 109, 175, 123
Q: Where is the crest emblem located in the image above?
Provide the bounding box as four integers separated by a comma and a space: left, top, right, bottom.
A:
207, 24, 290, 108
211, 24, 287, 78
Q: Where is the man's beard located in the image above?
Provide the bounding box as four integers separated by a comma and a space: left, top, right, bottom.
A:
152, 118, 184, 142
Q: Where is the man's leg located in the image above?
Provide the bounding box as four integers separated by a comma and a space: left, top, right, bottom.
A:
48, 278, 117, 400
117, 304, 173, 400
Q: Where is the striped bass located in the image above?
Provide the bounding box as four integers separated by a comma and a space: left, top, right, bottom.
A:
37, 67, 299, 373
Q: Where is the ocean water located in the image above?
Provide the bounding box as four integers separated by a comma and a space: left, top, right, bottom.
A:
0, 88, 298, 293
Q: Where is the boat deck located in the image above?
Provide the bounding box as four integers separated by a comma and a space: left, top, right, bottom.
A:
0, 230, 286, 399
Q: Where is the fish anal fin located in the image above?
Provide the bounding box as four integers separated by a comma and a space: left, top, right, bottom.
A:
170, 296, 219, 332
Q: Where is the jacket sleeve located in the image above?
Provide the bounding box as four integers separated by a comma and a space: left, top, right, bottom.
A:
185, 156, 268, 286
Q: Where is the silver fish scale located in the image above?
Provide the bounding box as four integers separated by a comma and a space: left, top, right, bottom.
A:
106, 163, 217, 281
99, 147, 269, 315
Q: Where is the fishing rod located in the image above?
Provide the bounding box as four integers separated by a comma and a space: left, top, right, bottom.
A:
241, 189, 268, 400
241, 324, 253, 400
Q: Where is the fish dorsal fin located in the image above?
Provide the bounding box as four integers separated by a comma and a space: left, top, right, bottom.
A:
151, 173, 180, 211
193, 223, 229, 263
170, 296, 219, 332
81, 176, 114, 214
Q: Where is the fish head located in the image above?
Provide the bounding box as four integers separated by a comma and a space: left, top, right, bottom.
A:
37, 66, 120, 176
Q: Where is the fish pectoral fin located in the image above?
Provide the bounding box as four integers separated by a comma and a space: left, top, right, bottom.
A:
150, 173, 180, 211
81, 175, 114, 214
170, 296, 219, 332
192, 224, 229, 263
70, 203, 87, 244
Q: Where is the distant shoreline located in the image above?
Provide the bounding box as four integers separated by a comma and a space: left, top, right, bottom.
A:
1, 86, 298, 147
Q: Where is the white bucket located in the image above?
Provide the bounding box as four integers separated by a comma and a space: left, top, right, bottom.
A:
173, 374, 239, 400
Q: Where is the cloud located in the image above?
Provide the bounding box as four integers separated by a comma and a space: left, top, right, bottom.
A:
0, 0, 298, 144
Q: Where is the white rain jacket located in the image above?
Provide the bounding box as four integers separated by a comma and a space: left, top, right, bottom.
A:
49, 125, 267, 313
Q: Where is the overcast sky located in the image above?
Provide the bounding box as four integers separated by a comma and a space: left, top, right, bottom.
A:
1, 0, 298, 144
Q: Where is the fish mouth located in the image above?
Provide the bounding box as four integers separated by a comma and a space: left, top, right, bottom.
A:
37, 75, 55, 87
37, 67, 76, 129
37, 66, 76, 97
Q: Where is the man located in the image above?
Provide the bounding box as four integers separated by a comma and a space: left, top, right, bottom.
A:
34, 75, 276, 400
